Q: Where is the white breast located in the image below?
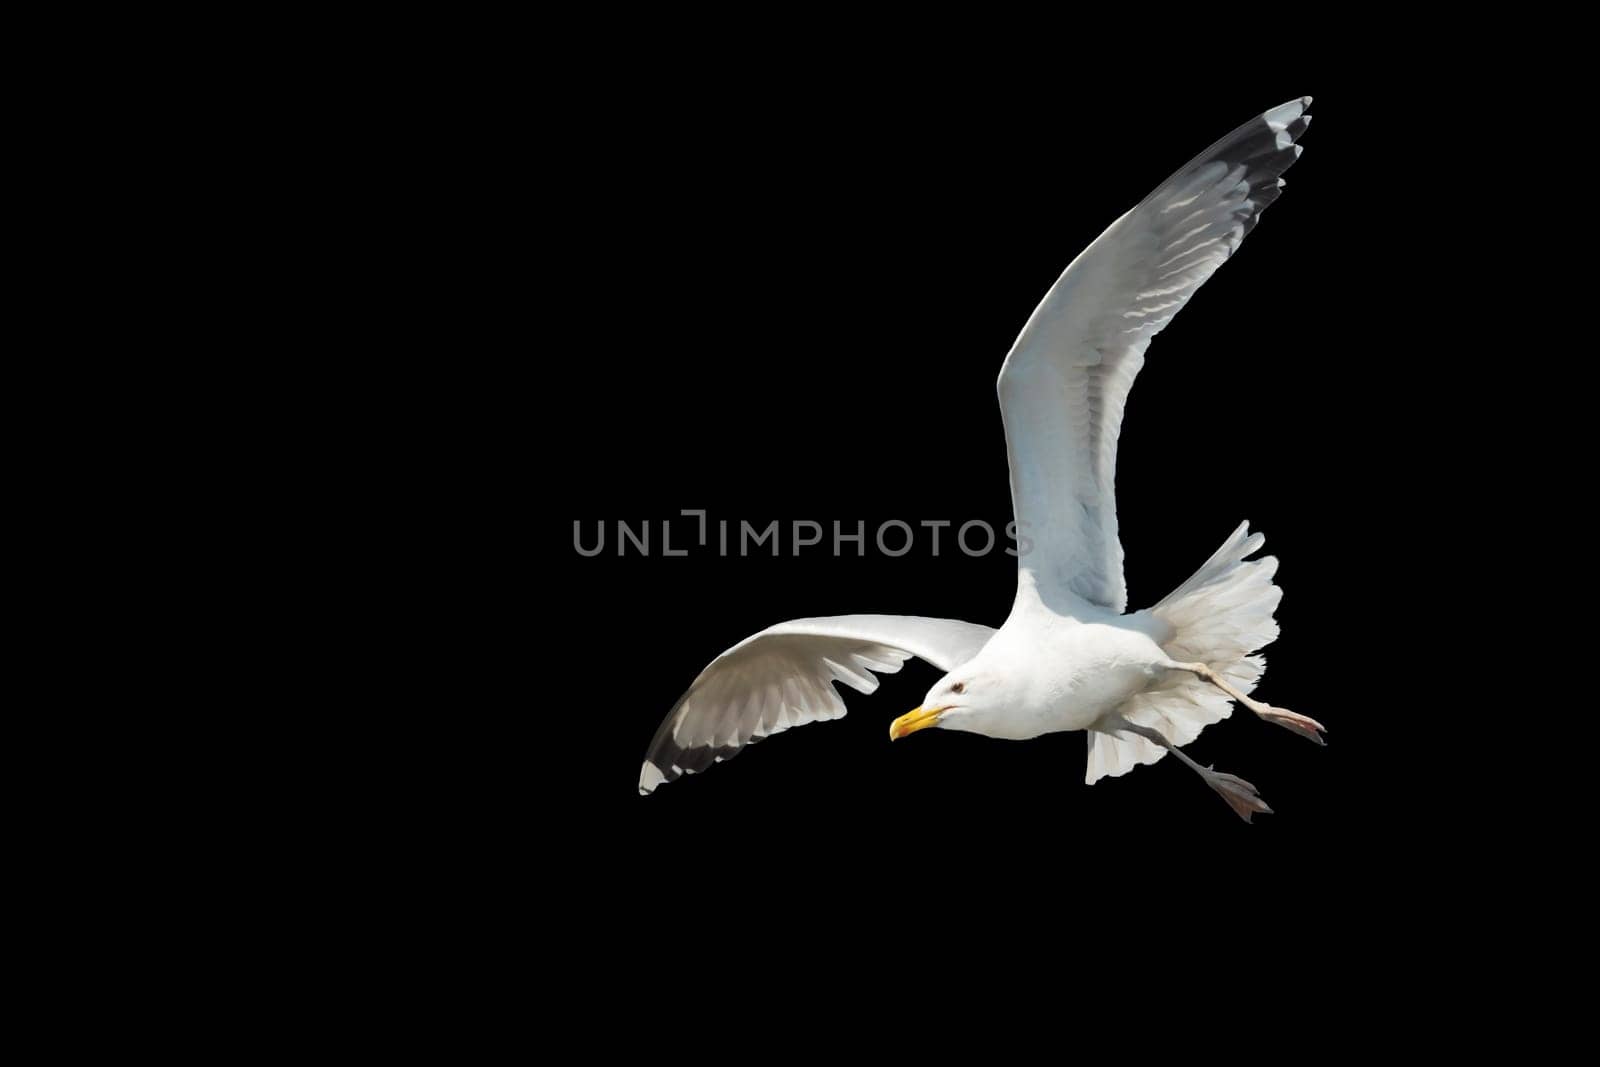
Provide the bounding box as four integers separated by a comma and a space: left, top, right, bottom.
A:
957, 609, 1170, 740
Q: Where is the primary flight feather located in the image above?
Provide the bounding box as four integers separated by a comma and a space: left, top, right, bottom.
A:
638, 97, 1323, 820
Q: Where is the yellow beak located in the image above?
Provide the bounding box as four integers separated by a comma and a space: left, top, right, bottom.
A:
889, 705, 948, 741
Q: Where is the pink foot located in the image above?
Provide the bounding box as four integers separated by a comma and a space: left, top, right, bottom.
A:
1257, 705, 1327, 745
1206, 768, 1272, 823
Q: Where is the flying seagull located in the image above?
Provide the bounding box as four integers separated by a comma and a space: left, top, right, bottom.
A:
638, 98, 1323, 820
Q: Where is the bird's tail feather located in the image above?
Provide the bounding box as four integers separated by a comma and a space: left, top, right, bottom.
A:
1085, 521, 1282, 784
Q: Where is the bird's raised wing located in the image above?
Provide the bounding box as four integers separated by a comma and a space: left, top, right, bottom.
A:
998, 97, 1312, 613
638, 615, 994, 794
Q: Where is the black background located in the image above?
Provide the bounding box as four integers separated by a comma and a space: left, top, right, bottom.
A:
521, 69, 1453, 956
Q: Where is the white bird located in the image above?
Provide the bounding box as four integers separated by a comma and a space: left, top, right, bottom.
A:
638, 98, 1324, 820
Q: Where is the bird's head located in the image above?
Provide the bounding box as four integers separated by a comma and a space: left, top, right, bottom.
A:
889, 671, 993, 741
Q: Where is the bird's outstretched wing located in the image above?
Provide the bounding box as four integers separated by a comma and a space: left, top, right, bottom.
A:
998, 97, 1312, 614
638, 615, 994, 794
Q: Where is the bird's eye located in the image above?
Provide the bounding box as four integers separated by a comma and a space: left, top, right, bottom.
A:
951, 681, 966, 694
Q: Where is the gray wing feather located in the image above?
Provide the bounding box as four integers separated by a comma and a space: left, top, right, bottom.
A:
998, 97, 1312, 613
639, 615, 995, 794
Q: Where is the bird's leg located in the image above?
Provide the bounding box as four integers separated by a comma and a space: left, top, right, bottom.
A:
1109, 720, 1271, 823
1165, 660, 1326, 744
